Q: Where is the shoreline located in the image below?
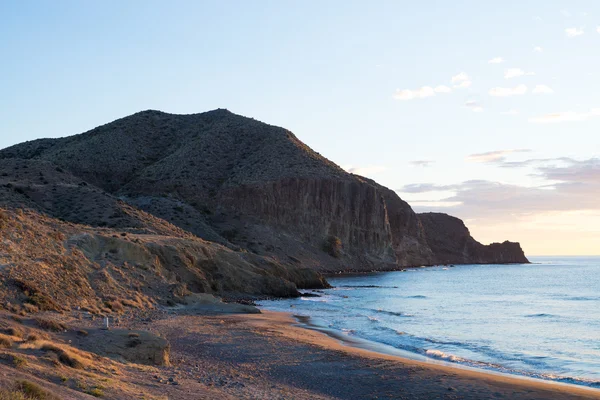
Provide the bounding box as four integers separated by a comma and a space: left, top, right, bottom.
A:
289, 312, 600, 392
241, 310, 600, 398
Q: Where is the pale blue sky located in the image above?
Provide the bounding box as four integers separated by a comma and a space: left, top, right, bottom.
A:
1, 1, 599, 254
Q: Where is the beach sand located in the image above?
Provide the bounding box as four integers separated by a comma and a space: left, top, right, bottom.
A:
128, 310, 600, 399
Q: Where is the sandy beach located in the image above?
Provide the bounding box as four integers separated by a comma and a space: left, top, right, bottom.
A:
121, 309, 600, 400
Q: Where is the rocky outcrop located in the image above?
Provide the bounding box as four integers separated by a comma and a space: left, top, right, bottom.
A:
418, 213, 528, 264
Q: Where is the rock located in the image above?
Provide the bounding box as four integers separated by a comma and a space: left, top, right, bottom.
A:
418, 213, 529, 265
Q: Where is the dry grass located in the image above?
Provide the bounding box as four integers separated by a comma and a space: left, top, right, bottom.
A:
3, 327, 24, 338
34, 318, 66, 333
20, 340, 91, 370
38, 342, 89, 369
12, 355, 27, 368
0, 334, 13, 348
14, 380, 59, 400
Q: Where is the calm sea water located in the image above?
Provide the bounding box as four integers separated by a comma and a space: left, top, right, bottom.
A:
259, 256, 600, 387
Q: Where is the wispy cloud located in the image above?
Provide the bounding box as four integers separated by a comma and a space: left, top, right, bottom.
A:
532, 84, 554, 94
597, 26, 600, 34
529, 109, 600, 123
565, 27, 584, 37
397, 158, 600, 221
465, 100, 483, 113
410, 160, 434, 167
393, 86, 436, 100
534, 46, 543, 53
451, 72, 472, 89
504, 68, 535, 79
489, 84, 528, 97
451, 72, 469, 83
466, 149, 531, 163
488, 57, 504, 64
395, 73, 469, 100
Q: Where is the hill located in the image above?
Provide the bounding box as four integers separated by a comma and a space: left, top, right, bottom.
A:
0, 109, 528, 310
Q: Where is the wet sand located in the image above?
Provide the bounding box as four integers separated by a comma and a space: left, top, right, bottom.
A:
134, 310, 600, 399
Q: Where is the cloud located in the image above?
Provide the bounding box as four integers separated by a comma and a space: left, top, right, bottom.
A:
532, 84, 554, 94
434, 85, 452, 93
496, 157, 575, 169
488, 57, 504, 64
451, 72, 469, 83
534, 46, 543, 53
529, 108, 600, 123
465, 100, 483, 112
410, 160, 434, 167
451, 72, 472, 89
504, 68, 535, 79
466, 149, 531, 163
501, 109, 519, 115
454, 80, 472, 89
560, 9, 572, 18
597, 26, 600, 34
489, 84, 528, 97
565, 27, 584, 37
394, 73, 469, 101
393, 86, 436, 100
504, 68, 525, 79
345, 165, 387, 176
396, 158, 600, 221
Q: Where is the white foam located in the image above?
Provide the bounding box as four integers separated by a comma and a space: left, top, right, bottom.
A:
425, 349, 466, 362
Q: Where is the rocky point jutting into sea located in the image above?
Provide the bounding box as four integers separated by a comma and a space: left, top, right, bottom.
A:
0, 109, 527, 310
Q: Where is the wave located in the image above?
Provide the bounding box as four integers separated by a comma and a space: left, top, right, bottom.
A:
407, 295, 427, 299
425, 349, 467, 363
424, 350, 600, 388
375, 309, 404, 317
567, 296, 599, 301
525, 313, 556, 318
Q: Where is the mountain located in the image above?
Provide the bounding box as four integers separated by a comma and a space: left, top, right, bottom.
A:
0, 109, 528, 308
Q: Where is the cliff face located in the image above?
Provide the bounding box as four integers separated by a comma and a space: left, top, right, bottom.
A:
418, 213, 529, 264
0, 109, 529, 277
218, 178, 397, 270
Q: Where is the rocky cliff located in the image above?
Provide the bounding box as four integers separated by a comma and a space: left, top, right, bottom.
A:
0, 109, 529, 284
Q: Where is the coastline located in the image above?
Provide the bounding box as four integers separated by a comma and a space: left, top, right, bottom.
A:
138, 309, 600, 399
290, 312, 600, 393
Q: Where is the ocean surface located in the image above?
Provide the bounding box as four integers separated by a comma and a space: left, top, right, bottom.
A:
259, 256, 600, 388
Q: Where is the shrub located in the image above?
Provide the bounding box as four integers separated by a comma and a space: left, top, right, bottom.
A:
4, 327, 24, 338
35, 318, 67, 332
15, 380, 58, 400
323, 235, 342, 258
87, 387, 104, 397
12, 355, 27, 368
0, 336, 12, 348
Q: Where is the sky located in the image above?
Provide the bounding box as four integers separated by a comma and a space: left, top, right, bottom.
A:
1, 1, 599, 255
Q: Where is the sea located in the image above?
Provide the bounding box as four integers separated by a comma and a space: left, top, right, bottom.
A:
259, 256, 600, 388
